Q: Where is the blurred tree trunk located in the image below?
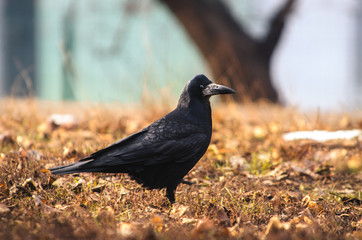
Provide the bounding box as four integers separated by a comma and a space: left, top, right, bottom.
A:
160, 0, 295, 103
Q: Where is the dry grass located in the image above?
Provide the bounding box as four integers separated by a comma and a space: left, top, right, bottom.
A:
0, 99, 361, 240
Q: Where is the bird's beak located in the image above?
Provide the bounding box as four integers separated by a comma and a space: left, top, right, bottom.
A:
202, 83, 236, 97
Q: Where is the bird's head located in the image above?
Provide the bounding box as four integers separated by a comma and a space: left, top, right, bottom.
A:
177, 74, 235, 109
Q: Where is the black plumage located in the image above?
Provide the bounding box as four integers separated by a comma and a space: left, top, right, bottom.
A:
50, 74, 235, 203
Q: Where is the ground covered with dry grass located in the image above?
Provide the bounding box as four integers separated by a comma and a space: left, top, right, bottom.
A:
0, 99, 361, 240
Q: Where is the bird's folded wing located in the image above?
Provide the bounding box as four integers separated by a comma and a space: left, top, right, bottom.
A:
122, 132, 208, 165
87, 122, 208, 166
80, 128, 147, 162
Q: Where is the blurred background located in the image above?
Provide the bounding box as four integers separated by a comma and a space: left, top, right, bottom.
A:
0, 0, 361, 111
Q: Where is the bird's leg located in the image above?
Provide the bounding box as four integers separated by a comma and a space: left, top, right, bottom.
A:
180, 179, 194, 185
166, 186, 176, 204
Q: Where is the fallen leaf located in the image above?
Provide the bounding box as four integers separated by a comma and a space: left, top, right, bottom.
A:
301, 195, 311, 208
253, 126, 267, 139
292, 166, 319, 180
271, 195, 282, 211
264, 216, 290, 239
32, 194, 58, 213
192, 219, 214, 237
40, 169, 51, 174
181, 218, 198, 224
22, 178, 37, 191
117, 223, 136, 238
19, 148, 28, 158
91, 184, 106, 193
229, 156, 246, 169
0, 203, 10, 214
170, 204, 188, 218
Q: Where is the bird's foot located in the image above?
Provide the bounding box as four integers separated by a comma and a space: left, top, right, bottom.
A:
166, 187, 176, 205
181, 179, 194, 185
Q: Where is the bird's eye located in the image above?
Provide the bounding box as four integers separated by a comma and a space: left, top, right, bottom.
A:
200, 85, 204, 89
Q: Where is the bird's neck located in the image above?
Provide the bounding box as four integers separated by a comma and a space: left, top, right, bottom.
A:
177, 97, 212, 128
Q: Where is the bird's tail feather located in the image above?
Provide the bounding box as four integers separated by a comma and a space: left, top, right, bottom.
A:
49, 159, 95, 175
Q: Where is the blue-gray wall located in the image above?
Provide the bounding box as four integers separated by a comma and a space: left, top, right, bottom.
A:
0, 0, 35, 97
36, 0, 208, 103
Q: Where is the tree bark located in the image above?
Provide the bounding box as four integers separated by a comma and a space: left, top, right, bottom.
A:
160, 0, 295, 103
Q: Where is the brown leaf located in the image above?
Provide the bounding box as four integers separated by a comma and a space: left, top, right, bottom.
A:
19, 148, 28, 158
192, 219, 214, 237
170, 204, 188, 218
264, 216, 290, 240
22, 178, 37, 191
33, 194, 59, 213
91, 184, 106, 193
40, 168, 51, 174
301, 195, 311, 208
0, 203, 10, 214
0, 133, 15, 146
292, 166, 319, 180
117, 223, 137, 238
271, 195, 282, 211
0, 181, 8, 195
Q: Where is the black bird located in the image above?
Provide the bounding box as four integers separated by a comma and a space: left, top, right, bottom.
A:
50, 74, 235, 203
